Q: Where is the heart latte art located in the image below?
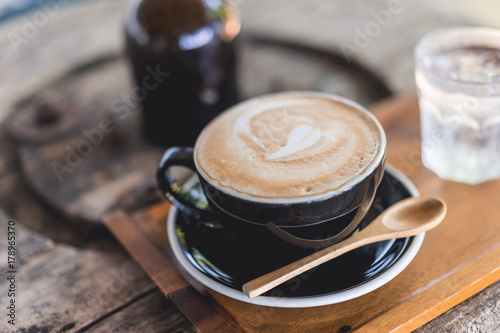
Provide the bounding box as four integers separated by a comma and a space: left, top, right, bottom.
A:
194, 92, 385, 202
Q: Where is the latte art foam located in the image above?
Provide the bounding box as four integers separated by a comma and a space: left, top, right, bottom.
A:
194, 92, 385, 202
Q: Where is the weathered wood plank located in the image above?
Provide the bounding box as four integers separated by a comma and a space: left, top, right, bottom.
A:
8, 55, 164, 225
415, 279, 500, 333
103, 210, 240, 333
102, 211, 190, 297
0, 209, 54, 275
82, 289, 194, 333
0, 147, 194, 333
0, 172, 99, 245
0, 244, 155, 332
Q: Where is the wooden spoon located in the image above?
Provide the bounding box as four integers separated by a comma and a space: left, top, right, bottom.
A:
242, 196, 447, 298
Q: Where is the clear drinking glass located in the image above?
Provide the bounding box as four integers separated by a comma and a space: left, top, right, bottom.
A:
415, 26, 500, 184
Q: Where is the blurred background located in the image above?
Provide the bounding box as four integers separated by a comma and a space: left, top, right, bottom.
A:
1, 0, 499, 124
1, 0, 499, 120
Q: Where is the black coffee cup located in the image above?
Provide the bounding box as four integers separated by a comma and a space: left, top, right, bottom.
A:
157, 92, 386, 248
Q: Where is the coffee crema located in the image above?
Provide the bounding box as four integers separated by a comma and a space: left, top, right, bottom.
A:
194, 92, 385, 203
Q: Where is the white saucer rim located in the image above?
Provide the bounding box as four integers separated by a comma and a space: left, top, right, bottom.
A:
167, 164, 424, 308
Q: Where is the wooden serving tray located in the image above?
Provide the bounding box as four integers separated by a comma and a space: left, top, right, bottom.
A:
104, 94, 500, 332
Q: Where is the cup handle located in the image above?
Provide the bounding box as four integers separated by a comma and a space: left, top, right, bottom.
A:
157, 146, 207, 220
266, 218, 363, 249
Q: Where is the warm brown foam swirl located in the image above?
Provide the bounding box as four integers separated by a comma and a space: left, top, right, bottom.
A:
194, 92, 385, 202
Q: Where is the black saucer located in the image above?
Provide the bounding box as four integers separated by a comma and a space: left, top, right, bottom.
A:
170, 167, 419, 299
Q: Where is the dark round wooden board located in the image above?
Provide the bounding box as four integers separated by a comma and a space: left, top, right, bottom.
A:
9, 36, 392, 225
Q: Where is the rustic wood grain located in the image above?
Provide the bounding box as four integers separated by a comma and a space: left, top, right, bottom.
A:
10, 57, 164, 225
415, 279, 500, 333
0, 162, 194, 333
0, 243, 156, 333
102, 211, 190, 296
129, 203, 246, 332
0, 167, 104, 245
0, 110, 110, 246
82, 290, 195, 333
103, 210, 240, 333
0, 209, 54, 275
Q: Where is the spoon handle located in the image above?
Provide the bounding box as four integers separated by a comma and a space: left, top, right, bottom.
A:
242, 225, 384, 298
242, 196, 446, 298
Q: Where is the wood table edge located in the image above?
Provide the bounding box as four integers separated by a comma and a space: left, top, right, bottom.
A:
102, 209, 243, 333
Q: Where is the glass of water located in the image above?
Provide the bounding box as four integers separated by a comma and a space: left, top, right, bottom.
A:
415, 26, 500, 184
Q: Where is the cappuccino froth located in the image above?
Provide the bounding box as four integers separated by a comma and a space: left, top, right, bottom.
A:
195, 92, 385, 203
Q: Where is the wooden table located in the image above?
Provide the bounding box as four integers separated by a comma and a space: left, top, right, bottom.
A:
0, 0, 499, 332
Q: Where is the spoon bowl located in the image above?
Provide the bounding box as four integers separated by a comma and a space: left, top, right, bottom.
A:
243, 196, 447, 298
382, 196, 445, 232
